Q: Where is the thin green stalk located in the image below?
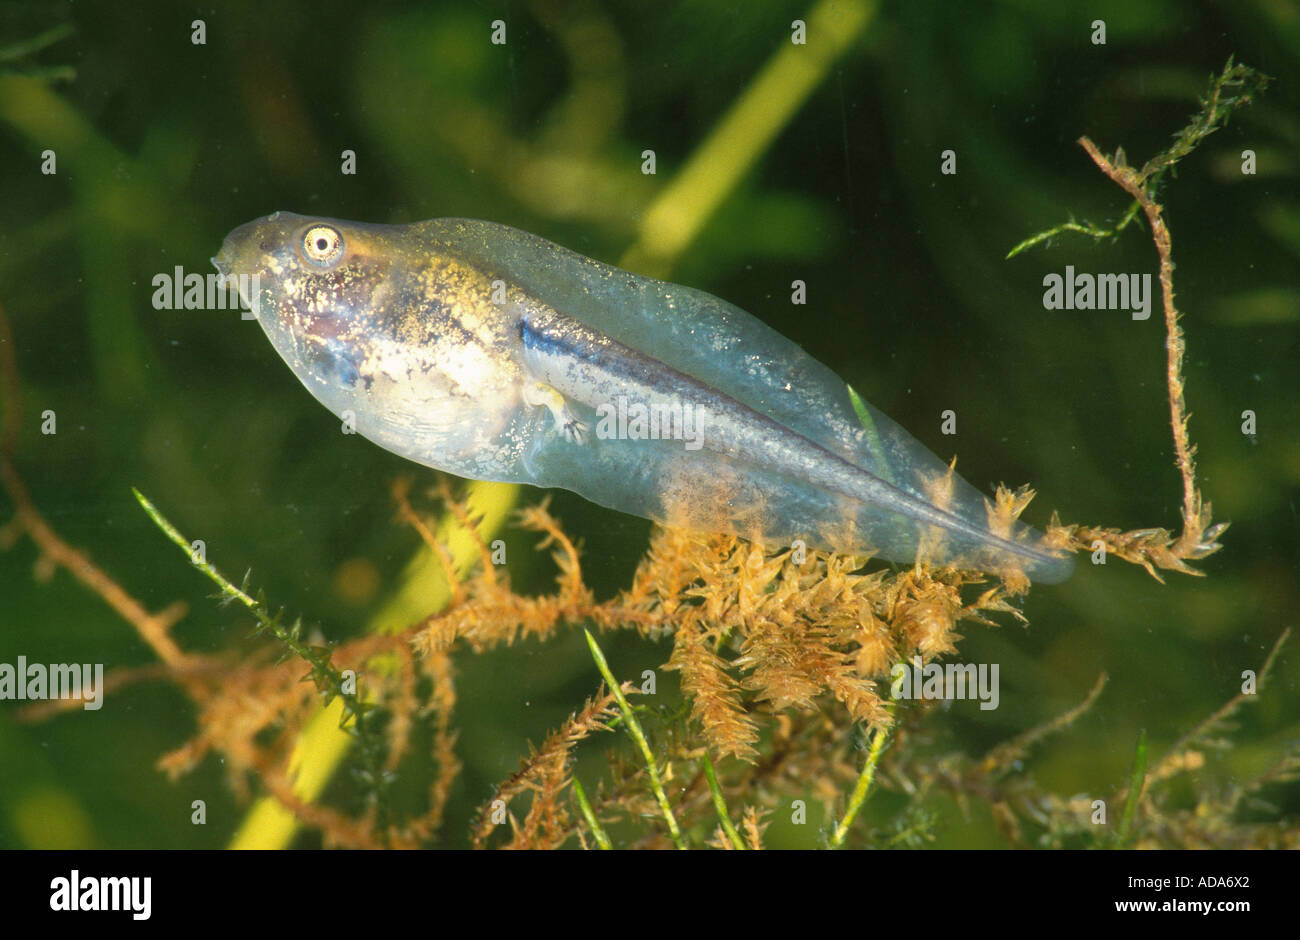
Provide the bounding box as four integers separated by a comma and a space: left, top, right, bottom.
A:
1112, 729, 1148, 848
702, 753, 745, 849
0, 23, 74, 63
583, 629, 684, 849
624, 0, 876, 275
847, 384, 896, 487
829, 723, 890, 848
135, 487, 258, 610
133, 487, 393, 827
1005, 214, 1140, 259
571, 777, 612, 850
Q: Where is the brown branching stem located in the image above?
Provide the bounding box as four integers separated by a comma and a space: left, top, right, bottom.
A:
1031, 60, 1271, 579
1076, 137, 1205, 560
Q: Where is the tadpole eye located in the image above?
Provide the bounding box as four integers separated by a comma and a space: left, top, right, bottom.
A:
302, 224, 345, 267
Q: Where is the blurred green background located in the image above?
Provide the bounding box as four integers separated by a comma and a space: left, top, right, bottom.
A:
0, 0, 1296, 848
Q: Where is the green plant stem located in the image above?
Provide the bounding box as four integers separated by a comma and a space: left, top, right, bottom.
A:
1112, 729, 1149, 848
134, 488, 258, 608
1005, 214, 1140, 259
702, 753, 745, 849
571, 777, 611, 850
846, 384, 896, 487
623, 0, 877, 275
133, 487, 392, 826
830, 724, 890, 848
583, 629, 685, 849
0, 23, 74, 63
1006, 58, 1268, 261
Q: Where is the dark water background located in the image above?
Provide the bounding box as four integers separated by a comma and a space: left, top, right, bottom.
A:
0, 0, 1296, 848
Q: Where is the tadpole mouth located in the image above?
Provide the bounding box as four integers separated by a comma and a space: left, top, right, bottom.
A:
214, 219, 262, 273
